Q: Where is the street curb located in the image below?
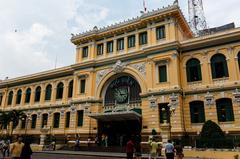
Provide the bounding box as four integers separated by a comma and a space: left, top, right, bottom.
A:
34, 151, 164, 159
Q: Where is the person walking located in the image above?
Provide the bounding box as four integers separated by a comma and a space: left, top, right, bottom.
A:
165, 140, 175, 159
20, 141, 33, 159
149, 138, 158, 159
74, 137, 80, 151
2, 140, 10, 158
175, 141, 184, 159
126, 138, 134, 159
10, 136, 24, 159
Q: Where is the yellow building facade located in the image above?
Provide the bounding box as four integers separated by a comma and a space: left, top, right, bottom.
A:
0, 4, 240, 145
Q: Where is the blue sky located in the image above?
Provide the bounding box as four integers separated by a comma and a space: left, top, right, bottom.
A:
0, 0, 239, 79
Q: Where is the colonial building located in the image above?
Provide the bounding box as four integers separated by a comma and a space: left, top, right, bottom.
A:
0, 4, 240, 145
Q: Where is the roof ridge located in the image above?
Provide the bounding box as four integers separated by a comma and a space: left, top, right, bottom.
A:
71, 4, 179, 40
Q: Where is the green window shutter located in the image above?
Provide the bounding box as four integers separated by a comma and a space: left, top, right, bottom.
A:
156, 26, 166, 40
199, 103, 205, 123
211, 62, 217, 78
159, 65, 167, 82
190, 105, 195, 123
107, 41, 113, 53
77, 110, 84, 127
223, 61, 229, 77
190, 101, 205, 123
8, 92, 13, 105
53, 113, 60, 128
225, 100, 234, 121
197, 64, 202, 81
139, 32, 147, 45
65, 112, 70, 128
80, 79, 86, 94
31, 115, 37, 129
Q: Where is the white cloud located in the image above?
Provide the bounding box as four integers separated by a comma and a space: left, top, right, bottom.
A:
0, 23, 53, 79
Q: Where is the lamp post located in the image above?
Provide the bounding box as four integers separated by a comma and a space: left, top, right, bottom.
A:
22, 115, 31, 143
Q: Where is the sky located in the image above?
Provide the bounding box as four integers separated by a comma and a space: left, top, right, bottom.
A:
0, 0, 239, 80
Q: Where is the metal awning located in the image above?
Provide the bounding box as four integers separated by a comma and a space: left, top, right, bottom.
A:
88, 111, 142, 122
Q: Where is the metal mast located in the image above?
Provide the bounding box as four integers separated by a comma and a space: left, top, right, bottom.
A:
188, 0, 207, 35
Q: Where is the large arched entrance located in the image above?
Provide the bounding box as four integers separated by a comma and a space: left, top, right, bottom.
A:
91, 75, 142, 146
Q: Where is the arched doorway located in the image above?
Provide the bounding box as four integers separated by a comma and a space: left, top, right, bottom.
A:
93, 75, 142, 146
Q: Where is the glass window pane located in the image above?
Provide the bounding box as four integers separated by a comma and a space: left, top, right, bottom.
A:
159, 65, 167, 82
80, 79, 86, 94
77, 110, 84, 127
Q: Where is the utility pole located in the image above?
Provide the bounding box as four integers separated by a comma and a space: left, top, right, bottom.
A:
188, 0, 208, 36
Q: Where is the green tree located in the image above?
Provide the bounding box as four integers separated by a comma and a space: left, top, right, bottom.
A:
197, 120, 232, 148
200, 120, 225, 139
0, 110, 26, 137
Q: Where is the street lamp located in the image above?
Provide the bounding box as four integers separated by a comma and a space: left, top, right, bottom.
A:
22, 115, 31, 143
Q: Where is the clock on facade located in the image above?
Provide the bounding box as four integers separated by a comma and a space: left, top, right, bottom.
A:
114, 87, 128, 103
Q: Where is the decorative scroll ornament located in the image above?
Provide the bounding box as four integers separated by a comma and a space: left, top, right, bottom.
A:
96, 69, 109, 86
70, 104, 76, 112
205, 92, 214, 106
130, 62, 146, 77
60, 107, 65, 116
148, 95, 157, 109
169, 93, 178, 107
233, 89, 240, 103
112, 60, 126, 73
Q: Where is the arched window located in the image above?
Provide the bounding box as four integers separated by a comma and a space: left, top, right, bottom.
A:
45, 84, 52, 101
186, 58, 202, 82
211, 53, 229, 79
238, 52, 240, 70
42, 113, 48, 128
35, 86, 41, 102
68, 80, 73, 98
31, 114, 37, 129
53, 112, 60, 128
189, 101, 205, 123
7, 91, 13, 105
25, 88, 31, 103
216, 98, 234, 122
16, 89, 22, 105
56, 82, 64, 99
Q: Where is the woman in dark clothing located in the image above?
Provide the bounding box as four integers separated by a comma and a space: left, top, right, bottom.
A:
20, 141, 33, 159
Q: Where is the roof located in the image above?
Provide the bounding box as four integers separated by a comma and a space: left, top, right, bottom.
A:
71, 4, 193, 44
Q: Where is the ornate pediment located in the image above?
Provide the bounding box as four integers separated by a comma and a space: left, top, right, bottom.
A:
112, 60, 126, 73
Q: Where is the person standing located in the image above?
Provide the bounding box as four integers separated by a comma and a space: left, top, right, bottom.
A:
74, 137, 80, 151
10, 136, 24, 159
150, 138, 158, 159
165, 140, 175, 159
2, 140, 10, 158
20, 141, 33, 159
126, 138, 134, 159
175, 141, 184, 159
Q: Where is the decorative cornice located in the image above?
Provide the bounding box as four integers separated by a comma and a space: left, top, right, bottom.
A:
71, 4, 192, 44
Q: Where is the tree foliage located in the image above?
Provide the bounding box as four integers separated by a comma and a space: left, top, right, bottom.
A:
200, 120, 225, 139
0, 110, 26, 137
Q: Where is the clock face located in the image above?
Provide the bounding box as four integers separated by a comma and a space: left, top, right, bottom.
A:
114, 87, 128, 103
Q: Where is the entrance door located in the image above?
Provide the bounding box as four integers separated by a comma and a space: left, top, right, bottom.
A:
98, 120, 141, 146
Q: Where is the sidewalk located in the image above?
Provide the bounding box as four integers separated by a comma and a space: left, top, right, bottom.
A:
35, 150, 198, 159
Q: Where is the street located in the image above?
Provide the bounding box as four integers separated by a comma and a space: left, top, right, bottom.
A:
32, 153, 123, 159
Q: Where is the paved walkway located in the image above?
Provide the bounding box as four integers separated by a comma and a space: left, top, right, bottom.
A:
35, 150, 201, 159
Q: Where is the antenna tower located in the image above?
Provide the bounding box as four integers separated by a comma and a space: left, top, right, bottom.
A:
188, 0, 207, 35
